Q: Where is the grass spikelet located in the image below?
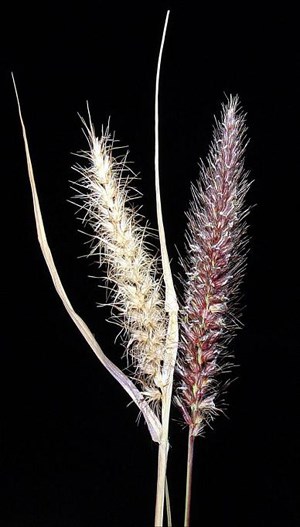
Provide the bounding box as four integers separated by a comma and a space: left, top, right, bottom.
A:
71, 117, 167, 409
176, 95, 251, 437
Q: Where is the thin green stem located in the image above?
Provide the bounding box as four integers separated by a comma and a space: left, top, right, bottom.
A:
184, 429, 195, 527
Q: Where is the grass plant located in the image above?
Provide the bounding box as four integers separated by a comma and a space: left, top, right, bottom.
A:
13, 10, 251, 526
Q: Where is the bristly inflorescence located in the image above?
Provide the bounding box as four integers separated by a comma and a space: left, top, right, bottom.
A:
71, 119, 167, 410
175, 96, 251, 436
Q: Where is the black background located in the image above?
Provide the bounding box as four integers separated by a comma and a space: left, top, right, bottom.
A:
1, 2, 299, 526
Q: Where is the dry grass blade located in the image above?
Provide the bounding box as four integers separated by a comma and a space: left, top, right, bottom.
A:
12, 74, 161, 444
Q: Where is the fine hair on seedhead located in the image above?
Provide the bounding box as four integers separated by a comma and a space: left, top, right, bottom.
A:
70, 110, 168, 413
175, 95, 251, 437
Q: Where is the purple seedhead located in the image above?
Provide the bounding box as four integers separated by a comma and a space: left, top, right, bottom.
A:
176, 96, 251, 436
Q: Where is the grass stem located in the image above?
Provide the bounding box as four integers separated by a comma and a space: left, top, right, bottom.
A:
184, 429, 195, 527
154, 10, 179, 527
165, 476, 172, 527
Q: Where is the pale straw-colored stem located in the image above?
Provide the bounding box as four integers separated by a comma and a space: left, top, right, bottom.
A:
154, 10, 179, 527
165, 477, 172, 527
184, 429, 195, 527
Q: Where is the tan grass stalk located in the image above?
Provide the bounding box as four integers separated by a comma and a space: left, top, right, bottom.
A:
153, 10, 179, 527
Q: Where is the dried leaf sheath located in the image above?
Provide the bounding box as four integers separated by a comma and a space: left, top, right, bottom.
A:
176, 96, 250, 436
72, 121, 167, 407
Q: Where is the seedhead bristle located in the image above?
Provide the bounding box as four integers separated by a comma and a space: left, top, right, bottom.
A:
176, 95, 251, 436
71, 119, 167, 410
